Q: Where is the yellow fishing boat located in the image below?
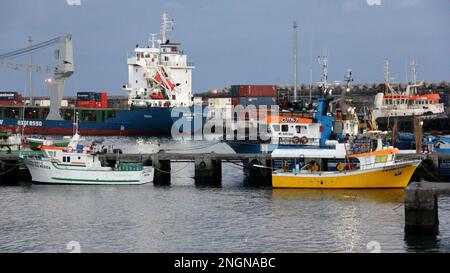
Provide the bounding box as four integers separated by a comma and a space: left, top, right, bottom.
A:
271, 142, 421, 189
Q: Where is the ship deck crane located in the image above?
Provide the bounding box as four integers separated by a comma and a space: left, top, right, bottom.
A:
0, 35, 74, 120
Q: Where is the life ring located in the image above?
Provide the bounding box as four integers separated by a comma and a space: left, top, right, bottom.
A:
292, 136, 301, 144
310, 161, 320, 172
300, 136, 308, 144
336, 162, 344, 172
66, 146, 74, 153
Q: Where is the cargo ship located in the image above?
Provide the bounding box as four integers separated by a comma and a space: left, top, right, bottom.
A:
0, 14, 203, 136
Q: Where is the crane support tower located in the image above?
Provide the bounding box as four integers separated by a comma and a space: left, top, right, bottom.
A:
0, 34, 74, 120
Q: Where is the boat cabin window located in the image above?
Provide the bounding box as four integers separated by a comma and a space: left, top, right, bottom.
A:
63, 156, 71, 163
281, 125, 289, 132
295, 125, 307, 134
272, 124, 280, 132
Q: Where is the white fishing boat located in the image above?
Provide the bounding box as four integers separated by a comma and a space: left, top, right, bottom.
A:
21, 115, 154, 185
371, 59, 444, 121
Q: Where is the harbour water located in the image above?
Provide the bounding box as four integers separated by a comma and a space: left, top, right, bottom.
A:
0, 137, 449, 253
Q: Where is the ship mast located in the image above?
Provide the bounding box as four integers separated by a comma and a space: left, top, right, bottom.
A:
384, 58, 389, 85
411, 57, 417, 85
384, 58, 395, 94
410, 57, 418, 95
318, 54, 329, 90
28, 35, 33, 106
149, 33, 158, 48
161, 13, 174, 44
293, 21, 299, 102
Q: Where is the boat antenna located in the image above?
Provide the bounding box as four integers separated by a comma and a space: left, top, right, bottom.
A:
293, 21, 299, 103
149, 33, 158, 48
317, 54, 329, 95
309, 67, 313, 103
28, 35, 33, 106
161, 13, 174, 44
384, 58, 389, 85
344, 69, 353, 92
73, 111, 79, 135
384, 58, 395, 94
410, 57, 417, 86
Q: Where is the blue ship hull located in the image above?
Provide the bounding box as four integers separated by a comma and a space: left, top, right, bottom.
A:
0, 106, 206, 136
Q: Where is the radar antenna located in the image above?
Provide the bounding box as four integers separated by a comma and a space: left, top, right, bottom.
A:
161, 13, 175, 44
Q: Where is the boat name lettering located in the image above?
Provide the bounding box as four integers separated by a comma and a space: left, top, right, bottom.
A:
17, 120, 43, 127
28, 161, 51, 170
281, 118, 298, 123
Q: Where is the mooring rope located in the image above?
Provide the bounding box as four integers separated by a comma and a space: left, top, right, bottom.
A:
0, 164, 19, 176
0, 159, 22, 166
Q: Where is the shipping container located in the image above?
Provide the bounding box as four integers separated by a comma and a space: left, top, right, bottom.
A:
0, 92, 18, 101
0, 101, 20, 106
77, 92, 96, 101
76, 100, 96, 108
77, 92, 107, 108
238, 96, 277, 107
100, 92, 108, 108
238, 85, 277, 97
230, 85, 240, 97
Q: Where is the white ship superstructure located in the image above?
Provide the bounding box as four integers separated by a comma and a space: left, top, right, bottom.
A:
123, 13, 194, 108
372, 59, 444, 120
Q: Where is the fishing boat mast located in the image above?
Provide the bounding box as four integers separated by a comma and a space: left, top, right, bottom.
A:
293, 21, 299, 102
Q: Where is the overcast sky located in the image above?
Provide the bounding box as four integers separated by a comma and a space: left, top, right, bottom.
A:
0, 0, 448, 97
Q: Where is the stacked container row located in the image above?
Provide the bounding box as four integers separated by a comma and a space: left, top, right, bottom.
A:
76, 92, 107, 108
229, 85, 278, 107
0, 92, 23, 106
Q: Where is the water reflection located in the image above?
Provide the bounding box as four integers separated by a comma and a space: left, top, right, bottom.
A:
271, 188, 405, 203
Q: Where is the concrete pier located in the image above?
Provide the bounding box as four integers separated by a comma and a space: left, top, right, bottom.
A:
152, 159, 171, 185
246, 158, 272, 185
0, 159, 20, 184
194, 158, 222, 185
405, 182, 450, 235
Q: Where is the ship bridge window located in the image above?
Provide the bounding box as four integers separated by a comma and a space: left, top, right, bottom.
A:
281, 125, 289, 132
272, 124, 280, 132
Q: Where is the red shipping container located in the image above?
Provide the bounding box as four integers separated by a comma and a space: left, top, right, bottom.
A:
0, 101, 18, 106
76, 100, 96, 108
238, 85, 277, 97
101, 92, 107, 108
